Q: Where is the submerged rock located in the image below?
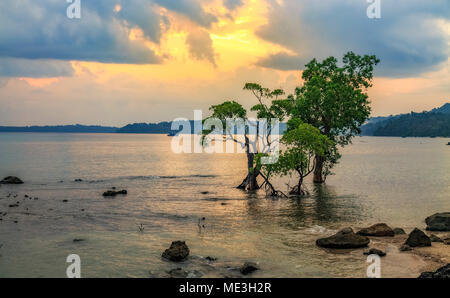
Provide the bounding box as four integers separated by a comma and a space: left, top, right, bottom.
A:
240, 262, 259, 275
429, 234, 443, 243
418, 263, 450, 278
168, 268, 188, 278
425, 213, 450, 231
363, 248, 386, 257
102, 190, 127, 197
0, 176, 24, 184
162, 241, 190, 262
357, 223, 395, 237
393, 228, 406, 235
316, 227, 370, 249
405, 228, 431, 247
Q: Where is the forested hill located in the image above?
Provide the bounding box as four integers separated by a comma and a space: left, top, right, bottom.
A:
0, 124, 117, 133
361, 103, 450, 137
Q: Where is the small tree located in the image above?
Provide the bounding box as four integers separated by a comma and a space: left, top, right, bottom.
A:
202, 84, 288, 192
265, 119, 333, 196
202, 100, 262, 190
292, 52, 379, 183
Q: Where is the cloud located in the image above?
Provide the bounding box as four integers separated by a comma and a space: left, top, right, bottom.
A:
257, 53, 307, 71
223, 0, 244, 11
186, 30, 217, 66
256, 0, 450, 77
0, 58, 74, 78
0, 0, 163, 70
154, 0, 218, 28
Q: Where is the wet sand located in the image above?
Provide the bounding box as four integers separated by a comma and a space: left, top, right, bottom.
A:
352, 231, 449, 278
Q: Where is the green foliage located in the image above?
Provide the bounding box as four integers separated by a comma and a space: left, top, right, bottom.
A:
292, 52, 379, 146
288, 52, 379, 180
264, 120, 333, 181
373, 112, 450, 137
244, 83, 290, 121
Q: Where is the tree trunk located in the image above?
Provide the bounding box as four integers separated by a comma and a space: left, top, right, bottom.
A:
313, 155, 325, 184
236, 152, 260, 191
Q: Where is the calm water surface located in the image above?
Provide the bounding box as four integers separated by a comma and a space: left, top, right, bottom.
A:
0, 134, 449, 277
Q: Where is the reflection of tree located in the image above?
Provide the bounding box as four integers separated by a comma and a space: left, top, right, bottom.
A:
244, 183, 363, 231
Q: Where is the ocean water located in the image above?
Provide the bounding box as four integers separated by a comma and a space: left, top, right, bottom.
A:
0, 133, 449, 277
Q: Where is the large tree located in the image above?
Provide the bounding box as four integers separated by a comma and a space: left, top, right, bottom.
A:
291, 52, 379, 183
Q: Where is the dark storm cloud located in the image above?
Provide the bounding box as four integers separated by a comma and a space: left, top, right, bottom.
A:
0, 0, 221, 77
0, 1, 164, 66
256, 0, 450, 77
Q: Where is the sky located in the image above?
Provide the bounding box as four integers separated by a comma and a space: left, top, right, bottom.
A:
0, 0, 449, 126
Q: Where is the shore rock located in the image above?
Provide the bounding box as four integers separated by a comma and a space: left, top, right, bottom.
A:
357, 223, 395, 237
103, 190, 127, 197
316, 227, 370, 249
162, 241, 190, 262
0, 176, 24, 184
240, 262, 259, 275
393, 228, 406, 235
405, 228, 431, 247
429, 234, 443, 243
363, 248, 386, 257
425, 213, 450, 231
418, 264, 450, 278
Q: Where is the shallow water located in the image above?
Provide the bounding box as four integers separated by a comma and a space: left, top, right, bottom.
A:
0, 134, 449, 277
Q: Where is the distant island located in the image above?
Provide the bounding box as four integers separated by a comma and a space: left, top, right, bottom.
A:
1, 103, 448, 137
361, 103, 450, 137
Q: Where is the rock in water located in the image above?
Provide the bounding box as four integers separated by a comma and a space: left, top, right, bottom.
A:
425, 213, 450, 231
393, 228, 406, 235
405, 228, 431, 247
240, 262, 259, 275
0, 176, 24, 184
102, 190, 127, 197
363, 248, 386, 257
418, 264, 450, 278
429, 234, 443, 243
357, 223, 395, 237
162, 241, 190, 262
316, 227, 370, 249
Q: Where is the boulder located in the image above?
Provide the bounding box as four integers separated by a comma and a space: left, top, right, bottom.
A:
429, 234, 443, 243
393, 228, 406, 235
162, 241, 190, 262
0, 176, 24, 184
316, 227, 370, 249
363, 248, 386, 257
404, 228, 431, 247
102, 190, 127, 197
418, 264, 450, 278
425, 213, 450, 231
357, 223, 395, 237
240, 262, 259, 275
